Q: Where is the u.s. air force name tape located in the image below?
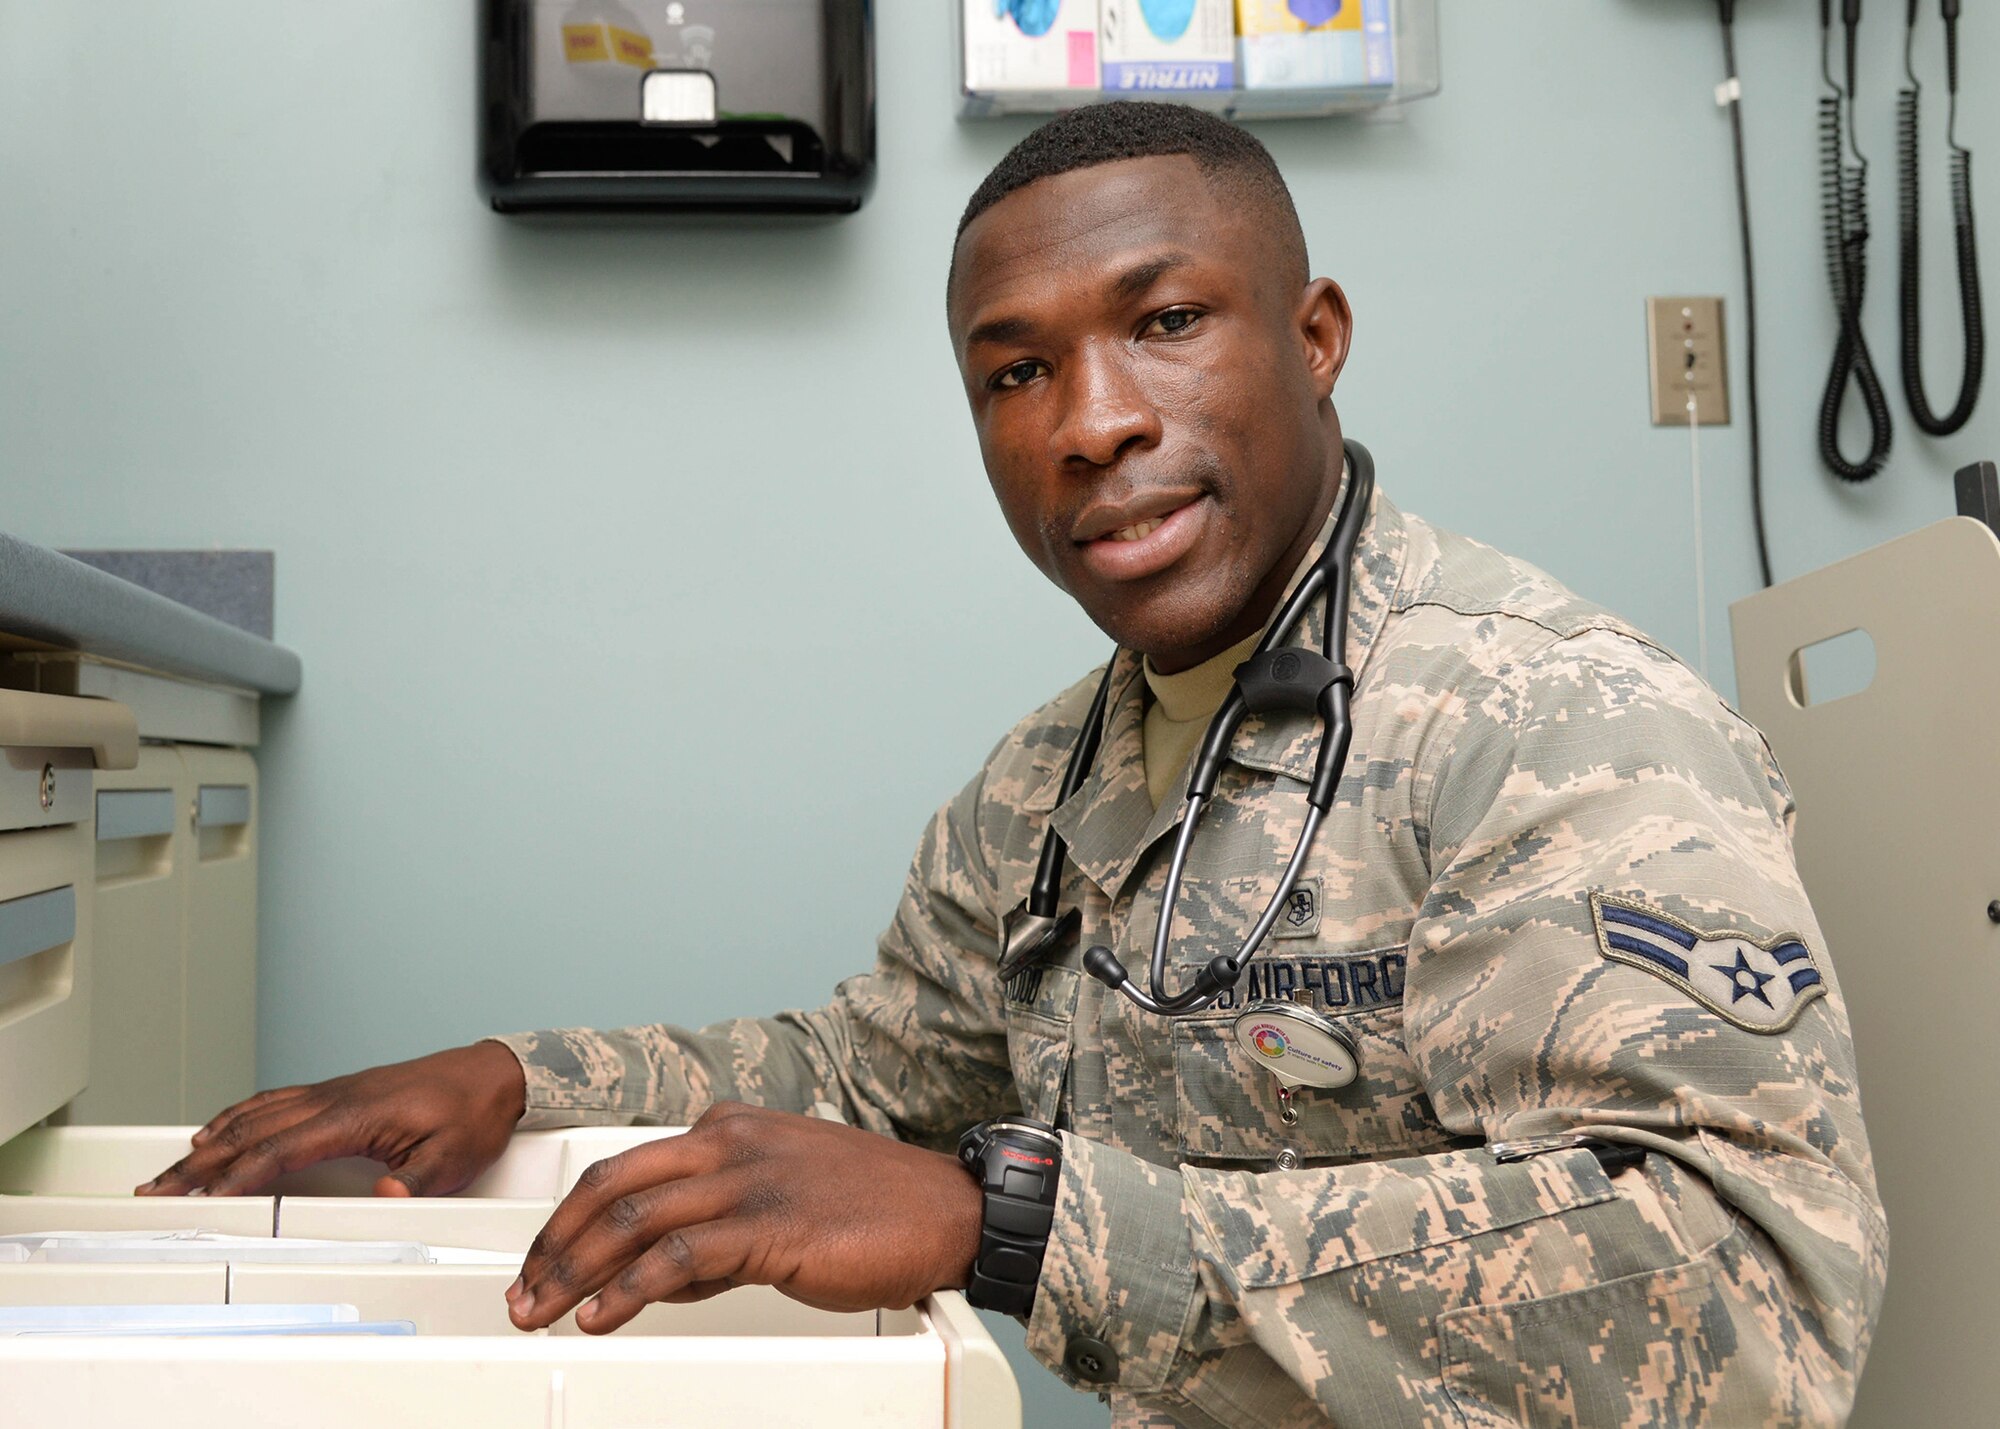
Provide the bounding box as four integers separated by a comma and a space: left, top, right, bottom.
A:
1590, 891, 1826, 1034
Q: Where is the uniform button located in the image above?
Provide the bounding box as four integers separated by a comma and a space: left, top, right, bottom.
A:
1064, 1335, 1118, 1384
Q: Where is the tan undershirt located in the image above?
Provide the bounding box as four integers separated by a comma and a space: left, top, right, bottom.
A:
1142, 630, 1265, 809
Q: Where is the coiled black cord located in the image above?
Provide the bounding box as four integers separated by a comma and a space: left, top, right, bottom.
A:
1819, 6, 1895, 482
1897, 1, 1984, 436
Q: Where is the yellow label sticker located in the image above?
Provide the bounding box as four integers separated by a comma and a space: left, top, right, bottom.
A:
609, 25, 655, 66
562, 23, 610, 62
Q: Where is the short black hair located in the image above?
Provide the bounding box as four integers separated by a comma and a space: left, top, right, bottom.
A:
952, 101, 1307, 286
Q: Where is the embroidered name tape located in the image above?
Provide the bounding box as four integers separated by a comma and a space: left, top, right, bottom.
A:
1591, 892, 1827, 1034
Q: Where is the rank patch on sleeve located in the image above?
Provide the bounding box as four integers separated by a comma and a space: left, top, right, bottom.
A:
1590, 892, 1826, 1034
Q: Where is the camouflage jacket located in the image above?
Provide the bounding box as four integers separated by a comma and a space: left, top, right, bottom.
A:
495, 487, 1886, 1427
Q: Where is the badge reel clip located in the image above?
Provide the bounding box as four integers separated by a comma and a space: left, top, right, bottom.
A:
1232, 993, 1359, 1143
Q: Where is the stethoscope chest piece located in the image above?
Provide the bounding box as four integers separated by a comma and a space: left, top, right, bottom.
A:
1233, 1001, 1360, 1125
998, 901, 1079, 981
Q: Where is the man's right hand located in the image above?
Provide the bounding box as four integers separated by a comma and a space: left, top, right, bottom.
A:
135, 1041, 529, 1199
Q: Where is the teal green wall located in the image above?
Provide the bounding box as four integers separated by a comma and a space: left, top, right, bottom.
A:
2, 2, 1992, 1422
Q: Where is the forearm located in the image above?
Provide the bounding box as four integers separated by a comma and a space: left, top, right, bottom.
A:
487, 955, 1014, 1141
486, 1014, 838, 1130
1028, 1134, 1882, 1427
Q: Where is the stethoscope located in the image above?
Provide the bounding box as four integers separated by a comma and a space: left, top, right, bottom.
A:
997, 440, 1377, 1110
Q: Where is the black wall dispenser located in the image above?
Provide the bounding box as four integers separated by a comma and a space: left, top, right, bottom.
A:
480, 0, 875, 214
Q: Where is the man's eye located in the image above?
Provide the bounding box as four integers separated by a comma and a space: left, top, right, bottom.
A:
1144, 308, 1202, 338
991, 360, 1046, 390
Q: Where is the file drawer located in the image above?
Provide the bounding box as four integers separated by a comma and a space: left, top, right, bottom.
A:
0, 1318, 978, 1428
70, 745, 188, 1124
0, 689, 138, 1148
0, 1127, 1019, 1428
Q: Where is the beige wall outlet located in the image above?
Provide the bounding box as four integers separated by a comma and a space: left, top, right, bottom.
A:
1647, 295, 1730, 426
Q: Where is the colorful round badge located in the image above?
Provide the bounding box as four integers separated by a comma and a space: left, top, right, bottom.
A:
1232, 1002, 1359, 1090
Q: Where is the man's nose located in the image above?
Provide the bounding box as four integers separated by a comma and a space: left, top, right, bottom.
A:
1049, 343, 1159, 470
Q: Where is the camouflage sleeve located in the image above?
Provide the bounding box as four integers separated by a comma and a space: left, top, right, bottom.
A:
486, 763, 1018, 1148
1025, 629, 1888, 1427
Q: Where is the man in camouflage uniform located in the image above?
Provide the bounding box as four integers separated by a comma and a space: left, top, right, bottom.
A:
147, 104, 1885, 1425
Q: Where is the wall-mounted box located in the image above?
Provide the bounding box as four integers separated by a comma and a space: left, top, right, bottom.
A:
963, 0, 1101, 99
481, 0, 876, 214
1236, 0, 1392, 90
1101, 0, 1234, 93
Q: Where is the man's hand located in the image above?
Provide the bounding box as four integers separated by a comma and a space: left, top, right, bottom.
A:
135, 1041, 528, 1198
505, 1102, 983, 1334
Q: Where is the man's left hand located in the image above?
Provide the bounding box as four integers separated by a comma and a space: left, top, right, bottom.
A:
506, 1102, 985, 1333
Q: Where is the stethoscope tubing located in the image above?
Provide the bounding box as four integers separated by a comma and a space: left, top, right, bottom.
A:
1034, 440, 1376, 1018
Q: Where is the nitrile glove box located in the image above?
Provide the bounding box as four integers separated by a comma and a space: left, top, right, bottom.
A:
1100, 0, 1234, 92
0, 1125, 1020, 1427
1235, 0, 1395, 90
963, 0, 1100, 92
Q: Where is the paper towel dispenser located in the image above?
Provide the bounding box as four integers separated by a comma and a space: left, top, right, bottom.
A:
480, 0, 876, 214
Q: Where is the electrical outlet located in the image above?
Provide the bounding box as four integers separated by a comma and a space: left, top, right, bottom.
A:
1647, 296, 1729, 426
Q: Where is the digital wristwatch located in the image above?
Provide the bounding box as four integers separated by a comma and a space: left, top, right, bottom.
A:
955, 1116, 1062, 1316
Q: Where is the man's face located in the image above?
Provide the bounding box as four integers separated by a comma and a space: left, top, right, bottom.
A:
948, 154, 1350, 672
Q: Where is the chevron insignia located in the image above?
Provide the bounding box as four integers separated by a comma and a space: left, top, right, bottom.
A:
1590, 892, 1827, 1035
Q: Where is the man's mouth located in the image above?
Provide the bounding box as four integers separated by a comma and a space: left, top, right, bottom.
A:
1074, 495, 1209, 582
1071, 487, 1207, 543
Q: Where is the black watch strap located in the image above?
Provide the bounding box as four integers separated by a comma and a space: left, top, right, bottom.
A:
957, 1116, 1062, 1316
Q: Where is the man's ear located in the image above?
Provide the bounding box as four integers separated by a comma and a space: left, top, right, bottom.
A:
1297, 278, 1352, 401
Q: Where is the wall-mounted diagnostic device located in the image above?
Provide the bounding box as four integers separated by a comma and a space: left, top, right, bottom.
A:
480, 0, 876, 214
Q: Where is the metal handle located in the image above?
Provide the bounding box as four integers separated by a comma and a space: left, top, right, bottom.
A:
0, 886, 76, 971
96, 789, 176, 842
196, 785, 251, 829
0, 689, 138, 770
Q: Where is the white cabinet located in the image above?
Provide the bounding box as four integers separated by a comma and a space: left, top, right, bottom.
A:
71, 742, 259, 1124
179, 743, 259, 1117
73, 745, 184, 1125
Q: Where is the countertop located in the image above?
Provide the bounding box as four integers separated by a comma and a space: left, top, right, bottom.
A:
0, 533, 300, 696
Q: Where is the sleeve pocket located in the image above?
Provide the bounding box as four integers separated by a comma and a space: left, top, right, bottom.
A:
1189, 1146, 1617, 1291
1174, 1149, 1625, 1427
1440, 1233, 1735, 1429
